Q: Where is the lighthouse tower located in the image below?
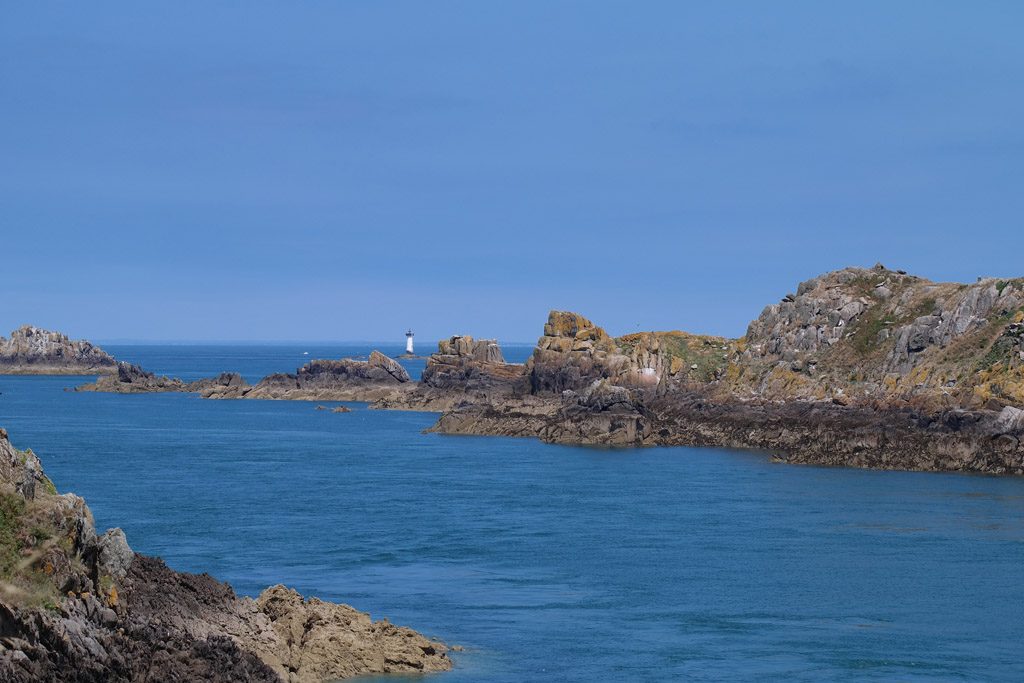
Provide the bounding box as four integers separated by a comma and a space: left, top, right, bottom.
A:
405, 329, 414, 355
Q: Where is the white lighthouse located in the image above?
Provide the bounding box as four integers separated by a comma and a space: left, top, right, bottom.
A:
405, 329, 414, 355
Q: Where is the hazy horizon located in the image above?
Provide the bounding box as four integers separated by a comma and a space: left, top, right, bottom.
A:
3, 2, 1022, 342
2, 255, 1018, 345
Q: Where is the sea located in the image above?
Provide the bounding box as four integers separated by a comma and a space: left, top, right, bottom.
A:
1, 344, 1022, 682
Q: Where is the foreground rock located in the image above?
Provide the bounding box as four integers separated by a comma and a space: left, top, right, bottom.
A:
0, 428, 451, 681
0, 326, 117, 375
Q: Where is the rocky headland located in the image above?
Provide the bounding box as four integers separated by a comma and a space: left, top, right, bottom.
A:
0, 428, 451, 682
0, 327, 116, 376
72, 265, 1024, 474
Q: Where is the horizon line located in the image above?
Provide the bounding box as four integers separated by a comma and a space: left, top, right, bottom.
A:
94, 339, 540, 346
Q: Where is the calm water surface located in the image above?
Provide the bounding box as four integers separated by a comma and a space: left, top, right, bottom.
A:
1, 345, 1022, 681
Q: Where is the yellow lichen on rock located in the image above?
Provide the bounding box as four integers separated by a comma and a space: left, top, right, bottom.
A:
907, 365, 930, 387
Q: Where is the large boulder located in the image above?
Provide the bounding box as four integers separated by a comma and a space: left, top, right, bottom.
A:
526, 311, 626, 393
420, 336, 519, 392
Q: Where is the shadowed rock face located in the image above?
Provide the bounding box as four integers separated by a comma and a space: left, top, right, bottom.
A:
0, 326, 117, 375
0, 429, 451, 681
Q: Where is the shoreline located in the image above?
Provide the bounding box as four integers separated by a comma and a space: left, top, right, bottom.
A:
21, 264, 1024, 476
0, 427, 452, 682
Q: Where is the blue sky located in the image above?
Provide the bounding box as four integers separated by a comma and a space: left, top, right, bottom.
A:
2, 2, 1021, 342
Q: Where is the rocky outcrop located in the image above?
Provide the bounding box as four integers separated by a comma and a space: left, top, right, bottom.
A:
427, 266, 1024, 474
239, 351, 413, 402
77, 362, 187, 393
523, 312, 732, 394
0, 326, 117, 375
430, 380, 649, 446
252, 585, 448, 680
421, 336, 521, 392
298, 351, 411, 387
366, 337, 526, 413
192, 372, 250, 398
614, 331, 734, 389
0, 428, 451, 681
525, 312, 623, 393
76, 363, 249, 397
77, 351, 412, 402
738, 265, 1024, 409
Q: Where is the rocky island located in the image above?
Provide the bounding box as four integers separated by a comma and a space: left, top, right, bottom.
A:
0, 327, 116, 375
0, 428, 451, 682
426, 266, 1024, 473
74, 265, 1024, 475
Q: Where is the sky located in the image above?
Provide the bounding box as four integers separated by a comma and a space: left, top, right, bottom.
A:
1, 2, 1022, 343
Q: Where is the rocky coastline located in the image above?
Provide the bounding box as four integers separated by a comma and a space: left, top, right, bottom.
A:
70, 265, 1024, 475
0, 428, 451, 682
0, 327, 116, 376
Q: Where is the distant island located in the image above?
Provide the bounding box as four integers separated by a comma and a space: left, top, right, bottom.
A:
70, 264, 1024, 474
0, 325, 117, 375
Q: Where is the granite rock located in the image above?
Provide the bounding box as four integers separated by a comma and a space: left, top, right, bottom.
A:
0, 326, 117, 375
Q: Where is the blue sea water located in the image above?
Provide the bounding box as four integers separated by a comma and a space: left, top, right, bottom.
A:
1, 344, 1023, 682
